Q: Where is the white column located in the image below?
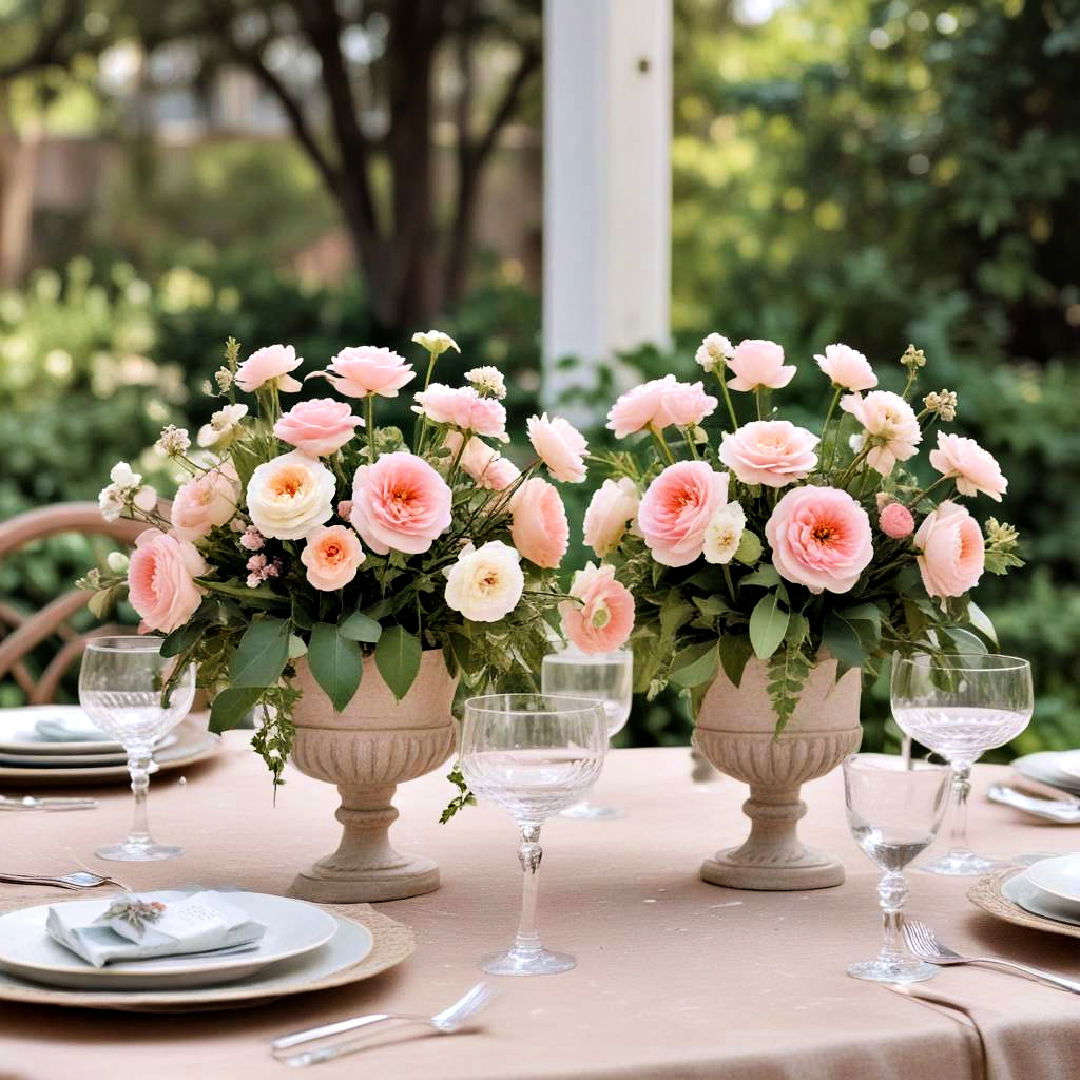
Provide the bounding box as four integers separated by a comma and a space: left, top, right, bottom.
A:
542, 0, 672, 409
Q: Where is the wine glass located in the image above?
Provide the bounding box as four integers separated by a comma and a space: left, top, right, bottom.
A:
460, 693, 606, 976
541, 645, 632, 819
78, 636, 195, 861
891, 654, 1034, 876
844, 753, 951, 984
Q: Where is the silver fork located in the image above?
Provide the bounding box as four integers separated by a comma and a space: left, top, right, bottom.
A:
0, 871, 131, 891
271, 982, 496, 1067
987, 785, 1080, 823
903, 919, 1080, 994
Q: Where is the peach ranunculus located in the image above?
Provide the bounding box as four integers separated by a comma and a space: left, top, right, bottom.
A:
840, 389, 922, 477
765, 485, 874, 595
879, 501, 915, 539
663, 380, 718, 428
526, 413, 589, 483
605, 375, 676, 438
726, 340, 796, 392
559, 563, 635, 654
246, 450, 336, 541
349, 451, 452, 555
716, 420, 819, 488
510, 477, 569, 568
234, 344, 303, 393
928, 431, 1007, 501
273, 399, 363, 457
443, 541, 524, 622
914, 500, 985, 598
300, 524, 365, 591
170, 464, 239, 542
583, 477, 640, 558
315, 346, 415, 399
128, 529, 208, 633
814, 343, 877, 391
443, 431, 520, 490
638, 461, 730, 567
412, 383, 509, 442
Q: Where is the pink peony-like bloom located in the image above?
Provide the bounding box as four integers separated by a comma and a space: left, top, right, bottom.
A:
638, 461, 730, 567
412, 383, 508, 442
663, 380, 718, 428
583, 477, 640, 558
316, 346, 415, 399
840, 390, 922, 477
510, 477, 569, 568
128, 529, 208, 633
765, 486, 874, 595
526, 413, 589, 483
915, 500, 985, 598
301, 524, 365, 591
274, 399, 363, 457
234, 344, 303, 393
879, 502, 915, 539
716, 420, 819, 488
726, 340, 796, 392
350, 451, 452, 556
814, 343, 877, 391
443, 431, 520, 490
928, 431, 1007, 502
170, 464, 238, 542
559, 563, 635, 655
605, 375, 676, 438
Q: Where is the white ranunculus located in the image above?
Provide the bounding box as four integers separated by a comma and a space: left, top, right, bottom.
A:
197, 403, 249, 448
443, 540, 524, 622
702, 502, 747, 565
411, 329, 460, 356
246, 450, 335, 540
694, 332, 735, 372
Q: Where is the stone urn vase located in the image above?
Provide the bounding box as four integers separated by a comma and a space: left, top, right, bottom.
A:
692, 655, 862, 891
287, 650, 457, 904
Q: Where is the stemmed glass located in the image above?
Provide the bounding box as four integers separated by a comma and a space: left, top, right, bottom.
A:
844, 753, 951, 984
78, 637, 195, 861
541, 646, 633, 819
891, 654, 1034, 875
460, 693, 606, 976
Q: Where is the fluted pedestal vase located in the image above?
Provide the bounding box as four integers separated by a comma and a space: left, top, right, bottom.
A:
287, 651, 457, 904
692, 656, 862, 891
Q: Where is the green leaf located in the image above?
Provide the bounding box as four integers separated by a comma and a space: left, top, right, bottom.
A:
767, 644, 814, 733
209, 686, 262, 733
375, 625, 423, 700
339, 612, 383, 643
159, 616, 207, 659
965, 600, 999, 645
840, 603, 883, 633
230, 617, 290, 689
742, 563, 780, 588
749, 590, 789, 660
308, 622, 363, 712
669, 641, 719, 690
717, 634, 753, 687
693, 595, 732, 618
734, 529, 763, 565
196, 577, 285, 609
823, 613, 866, 675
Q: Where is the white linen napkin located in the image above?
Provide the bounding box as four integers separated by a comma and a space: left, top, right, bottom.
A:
34, 715, 110, 742
45, 891, 265, 967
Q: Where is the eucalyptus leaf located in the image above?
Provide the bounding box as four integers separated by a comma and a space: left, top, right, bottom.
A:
339, 612, 383, 643
209, 686, 262, 733
308, 622, 362, 712
749, 591, 790, 660
965, 600, 999, 645
375, 625, 423, 700
230, 617, 290, 689
669, 641, 719, 690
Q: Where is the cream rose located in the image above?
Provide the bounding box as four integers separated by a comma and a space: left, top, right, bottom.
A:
583, 478, 640, 558
443, 541, 525, 622
246, 450, 335, 540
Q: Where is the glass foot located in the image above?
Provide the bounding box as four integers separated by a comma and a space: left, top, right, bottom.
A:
95, 841, 182, 863
920, 849, 1002, 876
560, 801, 622, 820
480, 948, 576, 977
847, 958, 939, 984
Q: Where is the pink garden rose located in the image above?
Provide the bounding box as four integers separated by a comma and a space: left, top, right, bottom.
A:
317, 346, 415, 399
526, 413, 588, 483
510, 477, 569, 568
662, 380, 718, 428
559, 563, 635, 655
765, 486, 873, 594
726, 340, 796, 392
915, 500, 985, 598
814, 343, 877, 391
583, 477, 640, 558
840, 390, 922, 476
879, 501, 915, 539
413, 384, 508, 441
638, 461, 730, 567
605, 375, 676, 438
234, 344, 303, 393
716, 420, 819, 488
443, 431, 520, 490
170, 464, 238, 541
128, 529, 208, 633
928, 431, 1007, 501
350, 451, 452, 555
300, 524, 365, 591
273, 399, 363, 457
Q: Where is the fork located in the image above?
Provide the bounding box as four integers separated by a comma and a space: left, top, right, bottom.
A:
0, 871, 131, 891
987, 785, 1080, 823
271, 982, 496, 1067
903, 919, 1080, 994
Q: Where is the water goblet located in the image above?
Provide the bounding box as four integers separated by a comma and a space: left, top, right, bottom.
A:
891, 654, 1034, 875
844, 753, 951, 984
541, 646, 632, 819
78, 636, 195, 861
460, 693, 606, 976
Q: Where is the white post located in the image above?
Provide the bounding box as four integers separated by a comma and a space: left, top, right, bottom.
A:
542, 0, 672, 409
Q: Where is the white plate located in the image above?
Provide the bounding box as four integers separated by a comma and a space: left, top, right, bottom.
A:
0, 733, 178, 768
1049, 750, 1080, 782
1025, 853, 1080, 906
1012, 752, 1080, 795
0, 891, 345, 991
1003, 871, 1080, 926
0, 707, 122, 755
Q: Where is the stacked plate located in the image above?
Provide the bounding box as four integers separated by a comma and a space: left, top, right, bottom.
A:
1001, 854, 1080, 928
1013, 749, 1080, 794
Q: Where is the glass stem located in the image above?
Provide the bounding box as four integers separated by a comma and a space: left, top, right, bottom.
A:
948, 762, 972, 855
513, 823, 544, 957
877, 870, 908, 964
127, 750, 154, 849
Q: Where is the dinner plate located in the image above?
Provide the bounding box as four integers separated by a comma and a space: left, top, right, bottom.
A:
1049, 750, 1080, 783
0, 733, 178, 768
1012, 751, 1080, 795
0, 706, 122, 755
0, 891, 343, 991
1002, 872, 1080, 927
1024, 853, 1080, 906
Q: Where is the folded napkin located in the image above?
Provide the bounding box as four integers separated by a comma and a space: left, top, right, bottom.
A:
46, 891, 265, 967
34, 715, 110, 742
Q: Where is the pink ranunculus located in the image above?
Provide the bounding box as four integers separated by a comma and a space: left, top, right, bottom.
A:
559, 563, 635, 655
170, 464, 239, 542
526, 413, 589, 483
637, 461, 730, 567
350, 451, 452, 556
273, 399, 363, 457
127, 529, 208, 633
765, 486, 874, 595
234, 344, 303, 393
915, 500, 985, 598
605, 375, 677, 438
412, 383, 509, 442
583, 477, 640, 558
879, 501, 915, 539
840, 390, 922, 477
716, 420, 819, 488
928, 431, 1007, 502
316, 346, 415, 399
301, 524, 365, 591
443, 431, 520, 490
510, 477, 569, 568
663, 380, 719, 428
726, 340, 796, 392
814, 343, 877, 391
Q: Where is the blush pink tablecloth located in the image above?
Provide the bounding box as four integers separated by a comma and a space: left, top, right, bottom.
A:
2, 737, 1080, 1080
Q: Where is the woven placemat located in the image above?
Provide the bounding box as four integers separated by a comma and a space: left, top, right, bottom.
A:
967, 869, 1080, 941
